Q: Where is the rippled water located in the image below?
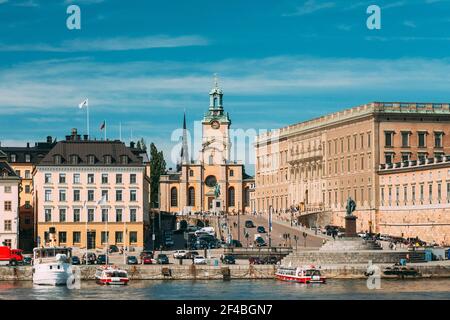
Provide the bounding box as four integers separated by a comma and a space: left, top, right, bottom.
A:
0, 279, 449, 300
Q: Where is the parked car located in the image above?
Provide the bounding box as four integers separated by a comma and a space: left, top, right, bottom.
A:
249, 257, 264, 265
126, 255, 139, 265
193, 256, 207, 265
156, 254, 169, 264
22, 256, 33, 265
256, 226, 266, 233
245, 220, 255, 228
186, 251, 199, 259
263, 256, 279, 265
221, 255, 236, 265
81, 252, 97, 265
70, 256, 81, 265
96, 254, 108, 265
254, 236, 267, 247
173, 250, 188, 259
141, 255, 154, 265
108, 245, 119, 253
140, 250, 154, 260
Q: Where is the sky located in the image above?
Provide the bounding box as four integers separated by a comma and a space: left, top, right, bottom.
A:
2, 0, 450, 173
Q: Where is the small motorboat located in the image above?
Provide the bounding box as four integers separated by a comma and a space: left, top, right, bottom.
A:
95, 265, 129, 285
383, 264, 421, 279
275, 265, 326, 284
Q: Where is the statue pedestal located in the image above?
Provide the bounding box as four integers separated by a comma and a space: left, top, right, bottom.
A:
345, 215, 357, 238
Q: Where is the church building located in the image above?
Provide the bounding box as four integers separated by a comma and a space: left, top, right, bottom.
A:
159, 79, 254, 214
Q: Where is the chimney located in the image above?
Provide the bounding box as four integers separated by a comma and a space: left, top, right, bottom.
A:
46, 136, 52, 144
130, 141, 135, 148
83, 135, 88, 141
27, 142, 30, 148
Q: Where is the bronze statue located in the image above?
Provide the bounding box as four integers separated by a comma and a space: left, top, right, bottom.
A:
346, 197, 356, 216
214, 183, 221, 198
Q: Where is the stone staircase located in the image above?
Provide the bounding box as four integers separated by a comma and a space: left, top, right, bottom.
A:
319, 238, 382, 251
281, 250, 426, 266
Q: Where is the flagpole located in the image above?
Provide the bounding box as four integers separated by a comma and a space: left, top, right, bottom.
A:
119, 122, 122, 141
104, 120, 107, 141
87, 102, 90, 138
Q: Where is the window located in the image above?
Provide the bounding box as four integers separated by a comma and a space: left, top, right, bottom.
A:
435, 132, 443, 148
102, 209, 108, 222
230, 170, 234, 177
115, 231, 123, 243
385, 153, 393, 164
87, 190, 94, 202
429, 184, 433, 204
208, 155, 213, 165
101, 190, 108, 201
59, 190, 66, 202
418, 153, 427, 163
116, 174, 123, 184
4, 186, 11, 193
88, 155, 95, 165
54, 155, 62, 164
420, 185, 424, 203
228, 187, 235, 207
59, 209, 66, 222
73, 173, 80, 184
116, 209, 122, 222
120, 155, 128, 164
25, 170, 31, 179
388, 187, 392, 206
404, 186, 408, 205
412, 185, 416, 205
418, 132, 426, 148
189, 170, 194, 177
69, 155, 78, 165
130, 190, 137, 202
104, 155, 112, 164
188, 187, 195, 206
15, 170, 20, 177
44, 190, 52, 202
401, 132, 410, 147
367, 132, 371, 148
73, 190, 80, 202
116, 190, 123, 201
130, 209, 137, 222
438, 183, 442, 203
130, 174, 137, 184
58, 232, 67, 244
170, 187, 178, 207
88, 209, 94, 222
101, 174, 108, 184
447, 182, 450, 203
73, 232, 81, 244
4, 220, 11, 231
25, 201, 31, 209
244, 187, 250, 207
25, 185, 30, 193
10, 154, 16, 162
3, 239, 11, 247
396, 186, 400, 206
381, 188, 384, 205
44, 173, 52, 183
73, 209, 80, 222
401, 153, 410, 162
101, 231, 109, 244
87, 174, 95, 184
45, 209, 52, 222
385, 132, 393, 147
129, 232, 137, 243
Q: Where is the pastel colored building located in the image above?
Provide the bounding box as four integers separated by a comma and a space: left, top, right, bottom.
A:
0, 151, 20, 249
160, 81, 254, 214
0, 137, 55, 251
255, 102, 450, 234
34, 129, 150, 251
378, 157, 450, 245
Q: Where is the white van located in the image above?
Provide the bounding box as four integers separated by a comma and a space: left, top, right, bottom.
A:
195, 227, 215, 236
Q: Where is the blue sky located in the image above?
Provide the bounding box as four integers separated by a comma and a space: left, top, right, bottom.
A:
2, 0, 450, 172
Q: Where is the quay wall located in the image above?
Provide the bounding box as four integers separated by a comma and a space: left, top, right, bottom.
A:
1, 263, 450, 281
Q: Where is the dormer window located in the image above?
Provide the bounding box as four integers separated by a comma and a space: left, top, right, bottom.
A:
87, 155, 95, 165
25, 154, 31, 163
54, 155, 62, 165
104, 155, 112, 164
120, 155, 128, 164
10, 154, 16, 163
69, 155, 78, 165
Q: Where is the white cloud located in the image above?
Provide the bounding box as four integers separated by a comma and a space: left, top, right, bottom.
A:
403, 20, 417, 28
13, 0, 39, 7
0, 0, 9, 5
284, 0, 335, 16
0, 35, 209, 52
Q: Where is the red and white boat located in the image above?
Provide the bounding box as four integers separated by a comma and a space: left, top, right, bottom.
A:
275, 265, 326, 284
95, 265, 129, 285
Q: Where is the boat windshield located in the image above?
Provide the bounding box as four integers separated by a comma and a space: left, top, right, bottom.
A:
34, 248, 72, 259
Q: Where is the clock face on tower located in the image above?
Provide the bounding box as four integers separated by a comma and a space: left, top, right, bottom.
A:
210, 120, 220, 129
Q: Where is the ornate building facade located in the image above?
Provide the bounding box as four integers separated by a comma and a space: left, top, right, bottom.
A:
255, 102, 450, 237
159, 81, 254, 214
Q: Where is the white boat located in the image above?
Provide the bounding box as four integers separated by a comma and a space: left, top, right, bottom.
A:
95, 265, 129, 285
275, 265, 326, 284
32, 247, 73, 286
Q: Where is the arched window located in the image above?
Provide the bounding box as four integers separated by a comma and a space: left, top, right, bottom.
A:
209, 155, 214, 165
170, 187, 178, 207
188, 187, 195, 206
228, 187, 235, 207
213, 97, 218, 107
244, 187, 250, 207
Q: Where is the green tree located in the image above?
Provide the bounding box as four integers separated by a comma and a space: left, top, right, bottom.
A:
137, 138, 147, 152
149, 142, 166, 208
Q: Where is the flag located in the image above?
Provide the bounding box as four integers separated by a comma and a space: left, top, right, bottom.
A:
97, 195, 107, 205
78, 99, 88, 109
100, 120, 105, 130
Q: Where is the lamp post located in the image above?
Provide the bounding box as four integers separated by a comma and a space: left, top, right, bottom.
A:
268, 205, 273, 249
237, 201, 241, 243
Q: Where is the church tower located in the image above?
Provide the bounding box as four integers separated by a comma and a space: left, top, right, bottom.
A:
200, 75, 231, 165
